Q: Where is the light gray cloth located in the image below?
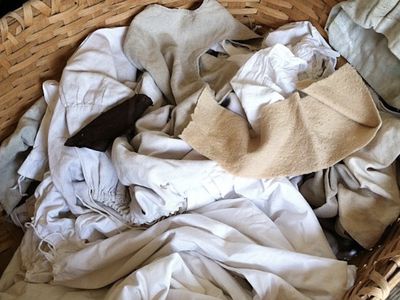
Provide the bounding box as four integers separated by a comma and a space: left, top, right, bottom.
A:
18, 81, 58, 182
326, 0, 400, 109
123, 0, 259, 134
0, 98, 46, 214
388, 285, 400, 300
300, 112, 400, 249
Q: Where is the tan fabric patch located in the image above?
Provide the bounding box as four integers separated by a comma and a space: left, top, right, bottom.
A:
181, 64, 381, 178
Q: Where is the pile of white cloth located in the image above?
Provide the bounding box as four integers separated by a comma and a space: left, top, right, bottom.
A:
4, 1, 397, 299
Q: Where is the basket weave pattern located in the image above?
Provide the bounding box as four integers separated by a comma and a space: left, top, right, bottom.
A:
0, 1, 399, 299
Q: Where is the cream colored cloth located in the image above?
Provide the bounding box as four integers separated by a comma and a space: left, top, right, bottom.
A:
300, 112, 400, 249
123, 0, 259, 134
123, 0, 258, 104
181, 64, 381, 178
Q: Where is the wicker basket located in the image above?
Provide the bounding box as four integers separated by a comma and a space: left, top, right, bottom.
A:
0, 0, 399, 299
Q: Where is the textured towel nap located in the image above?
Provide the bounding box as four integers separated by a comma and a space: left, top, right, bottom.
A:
181, 64, 381, 178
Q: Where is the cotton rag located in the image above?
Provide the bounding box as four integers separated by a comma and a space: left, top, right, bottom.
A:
123, 0, 259, 104
0, 98, 46, 214
181, 64, 381, 178
326, 0, 400, 109
301, 112, 400, 249
123, 0, 259, 134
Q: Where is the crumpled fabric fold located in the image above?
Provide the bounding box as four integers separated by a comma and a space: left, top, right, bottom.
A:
326, 0, 400, 109
300, 112, 400, 248
123, 0, 260, 134
0, 98, 46, 214
0, 5, 359, 300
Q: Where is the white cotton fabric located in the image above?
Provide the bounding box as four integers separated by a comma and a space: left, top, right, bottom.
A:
300, 112, 400, 248
231, 44, 307, 133
11, 27, 139, 254
0, 18, 357, 300
0, 246, 107, 300
264, 21, 339, 80
114, 130, 352, 252
231, 21, 339, 133
1, 196, 354, 300
48, 27, 137, 222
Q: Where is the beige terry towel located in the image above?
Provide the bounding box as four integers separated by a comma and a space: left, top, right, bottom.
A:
181, 64, 381, 179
